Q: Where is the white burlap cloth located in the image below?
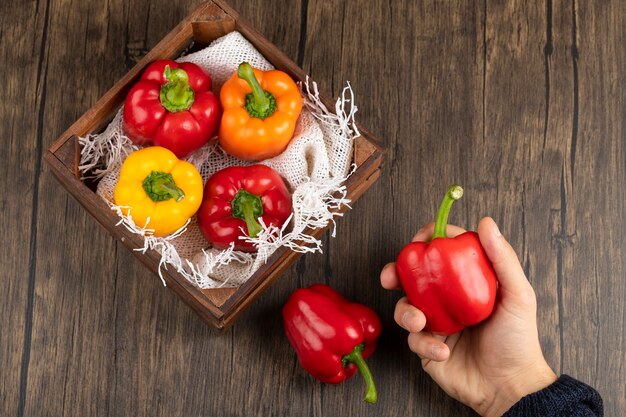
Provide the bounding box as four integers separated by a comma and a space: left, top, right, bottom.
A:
78, 32, 360, 288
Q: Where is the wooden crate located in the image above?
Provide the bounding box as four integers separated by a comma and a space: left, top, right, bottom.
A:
44, 0, 384, 329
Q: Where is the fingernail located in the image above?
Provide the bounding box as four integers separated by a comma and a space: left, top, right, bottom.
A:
430, 344, 442, 360
493, 221, 502, 238
401, 312, 413, 330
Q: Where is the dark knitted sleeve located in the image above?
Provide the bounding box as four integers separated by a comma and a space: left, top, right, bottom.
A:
503, 375, 603, 416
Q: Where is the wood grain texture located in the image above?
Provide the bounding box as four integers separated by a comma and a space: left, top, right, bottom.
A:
0, 1, 48, 416
2, 0, 624, 416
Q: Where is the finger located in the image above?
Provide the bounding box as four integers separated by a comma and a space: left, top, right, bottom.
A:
441, 331, 461, 350
380, 262, 402, 290
477, 217, 533, 297
394, 297, 427, 333
412, 222, 467, 242
408, 332, 450, 361
411, 223, 435, 241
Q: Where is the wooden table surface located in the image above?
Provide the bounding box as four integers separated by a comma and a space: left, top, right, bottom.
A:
2, 0, 625, 416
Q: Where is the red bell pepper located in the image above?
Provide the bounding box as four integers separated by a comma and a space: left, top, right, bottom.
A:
197, 165, 292, 252
123, 59, 221, 158
282, 284, 381, 403
395, 185, 498, 335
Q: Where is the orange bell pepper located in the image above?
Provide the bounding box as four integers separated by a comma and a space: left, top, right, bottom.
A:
218, 62, 303, 161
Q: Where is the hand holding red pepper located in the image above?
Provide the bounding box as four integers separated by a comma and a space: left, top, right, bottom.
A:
123, 59, 221, 158
283, 284, 381, 403
395, 185, 498, 335
381, 217, 557, 416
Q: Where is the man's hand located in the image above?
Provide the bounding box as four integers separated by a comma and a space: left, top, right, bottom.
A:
381, 217, 557, 417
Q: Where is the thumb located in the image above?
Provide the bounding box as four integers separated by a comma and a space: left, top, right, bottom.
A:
477, 217, 529, 295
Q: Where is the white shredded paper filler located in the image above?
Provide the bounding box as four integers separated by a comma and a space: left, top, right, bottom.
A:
78, 31, 361, 289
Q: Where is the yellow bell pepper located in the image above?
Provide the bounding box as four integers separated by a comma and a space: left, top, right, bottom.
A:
113, 146, 203, 236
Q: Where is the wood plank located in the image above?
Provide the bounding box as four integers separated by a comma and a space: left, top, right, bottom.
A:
0, 0, 49, 415
561, 2, 626, 415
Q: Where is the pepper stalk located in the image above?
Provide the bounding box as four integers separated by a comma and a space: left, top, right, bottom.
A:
142, 171, 185, 202
231, 189, 263, 238
342, 344, 378, 403
237, 62, 277, 120
160, 65, 195, 112
432, 184, 463, 239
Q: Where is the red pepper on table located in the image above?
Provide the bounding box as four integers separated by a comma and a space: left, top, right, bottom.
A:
282, 284, 381, 403
123, 59, 221, 158
197, 165, 292, 252
395, 185, 498, 336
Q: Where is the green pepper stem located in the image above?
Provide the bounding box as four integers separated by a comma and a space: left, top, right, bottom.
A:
238, 62, 269, 112
237, 62, 277, 119
160, 66, 195, 112
231, 189, 263, 238
142, 171, 185, 202
343, 344, 377, 404
432, 184, 464, 239
242, 206, 262, 237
